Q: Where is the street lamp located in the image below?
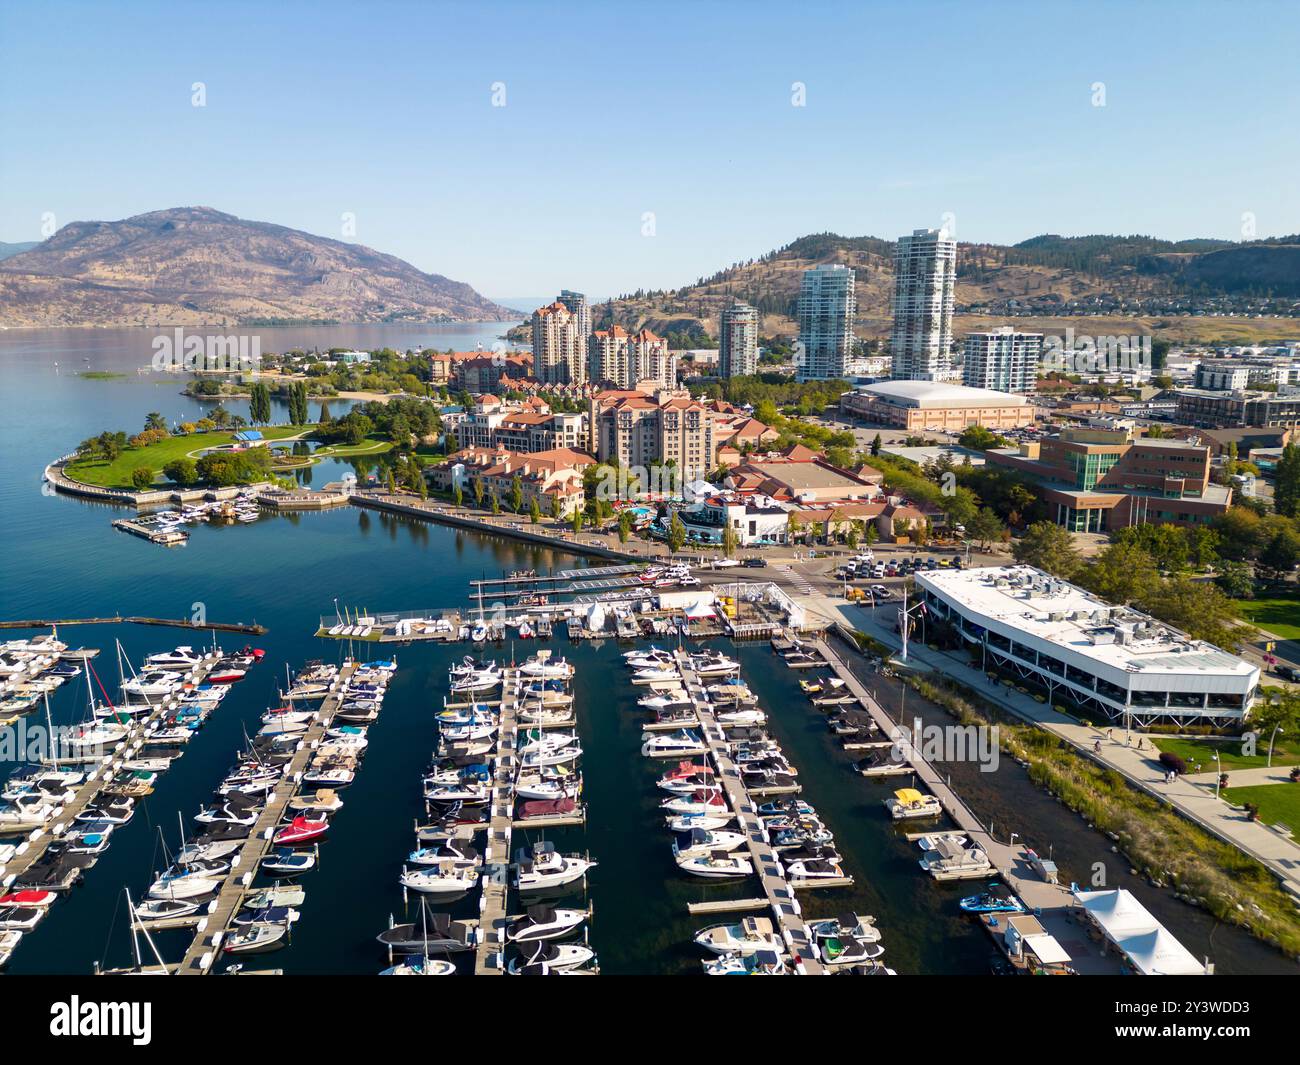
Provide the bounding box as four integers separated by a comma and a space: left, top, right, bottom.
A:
1268, 725, 1285, 768
1213, 750, 1222, 798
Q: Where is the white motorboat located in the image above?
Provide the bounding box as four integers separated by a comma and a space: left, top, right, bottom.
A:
784, 857, 846, 881
449, 670, 501, 694
637, 691, 691, 711
519, 730, 578, 757
148, 870, 222, 901
694, 916, 786, 957
515, 774, 581, 802
660, 789, 729, 816
135, 897, 204, 922
380, 956, 458, 975
399, 864, 479, 898
519, 652, 572, 679
0, 793, 56, 827
919, 839, 992, 879
884, 787, 943, 820
506, 941, 595, 973
145, 646, 204, 669
505, 904, 588, 943
715, 708, 767, 726
915, 832, 970, 852
641, 729, 707, 758
702, 950, 788, 975
222, 921, 288, 955
666, 812, 734, 833
64, 721, 130, 750
676, 851, 754, 879
671, 828, 746, 858
632, 668, 680, 685
0, 928, 20, 967
689, 653, 740, 677
122, 670, 186, 699
514, 843, 596, 892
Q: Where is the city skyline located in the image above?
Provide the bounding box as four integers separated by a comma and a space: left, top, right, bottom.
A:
2, 1, 1297, 298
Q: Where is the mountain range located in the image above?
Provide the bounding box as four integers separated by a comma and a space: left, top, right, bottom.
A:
0, 207, 515, 328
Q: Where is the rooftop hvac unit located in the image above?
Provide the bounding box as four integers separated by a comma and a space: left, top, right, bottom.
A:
1114, 630, 1128, 645
1049, 611, 1066, 622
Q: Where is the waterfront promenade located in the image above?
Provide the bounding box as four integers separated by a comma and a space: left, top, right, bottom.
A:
798, 589, 1300, 901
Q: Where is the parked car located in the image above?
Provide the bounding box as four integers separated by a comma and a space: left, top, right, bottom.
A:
742, 558, 767, 568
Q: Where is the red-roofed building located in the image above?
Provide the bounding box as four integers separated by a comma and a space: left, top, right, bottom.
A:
427, 446, 593, 517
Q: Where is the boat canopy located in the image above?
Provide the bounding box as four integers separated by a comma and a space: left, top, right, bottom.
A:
893, 788, 925, 803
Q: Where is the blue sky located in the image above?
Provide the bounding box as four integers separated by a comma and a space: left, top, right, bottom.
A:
2, 0, 1297, 299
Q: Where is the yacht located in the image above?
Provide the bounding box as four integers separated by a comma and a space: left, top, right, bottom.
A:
706, 681, 757, 705
676, 851, 754, 879
380, 956, 457, 976
515, 773, 580, 802
807, 914, 886, 967
689, 652, 739, 677
518, 704, 574, 727
506, 941, 595, 974
666, 811, 733, 833
715, 708, 766, 727
640, 729, 707, 758
121, 670, 185, 700
399, 863, 480, 898
671, 828, 746, 858
505, 905, 587, 943
783, 856, 845, 881
661, 789, 728, 816
513, 843, 596, 892
637, 691, 691, 711
520, 745, 582, 770
449, 669, 501, 694
406, 840, 481, 869
0, 793, 56, 827
145, 646, 204, 669
519, 652, 572, 679
519, 730, 578, 757
694, 916, 786, 957
631, 668, 680, 685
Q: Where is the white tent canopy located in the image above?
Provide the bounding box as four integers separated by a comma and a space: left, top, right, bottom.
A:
1073, 887, 1205, 975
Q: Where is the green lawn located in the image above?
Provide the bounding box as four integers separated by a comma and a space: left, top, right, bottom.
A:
1236, 592, 1300, 641
1153, 735, 1300, 771
1221, 782, 1300, 839
66, 425, 311, 489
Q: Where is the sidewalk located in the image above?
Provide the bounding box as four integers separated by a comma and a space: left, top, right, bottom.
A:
794, 587, 1300, 899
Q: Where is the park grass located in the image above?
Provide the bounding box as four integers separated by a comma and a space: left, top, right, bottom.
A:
66, 425, 311, 489
1236, 592, 1300, 641
1222, 783, 1300, 841
1153, 735, 1300, 772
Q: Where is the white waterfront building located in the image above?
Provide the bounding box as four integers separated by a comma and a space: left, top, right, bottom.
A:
891, 227, 956, 382
914, 565, 1259, 726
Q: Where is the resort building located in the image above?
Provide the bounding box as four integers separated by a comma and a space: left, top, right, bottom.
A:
796, 264, 855, 381
531, 300, 587, 386
985, 428, 1231, 531
588, 326, 677, 390
590, 390, 717, 477
426, 445, 593, 517
839, 380, 1034, 431
719, 302, 759, 378
723, 445, 882, 503
914, 565, 1259, 726
891, 227, 957, 381
454, 396, 587, 454
963, 328, 1042, 393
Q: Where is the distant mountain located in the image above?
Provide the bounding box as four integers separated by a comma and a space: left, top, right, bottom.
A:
0, 241, 38, 261
0, 207, 515, 328
592, 232, 1300, 340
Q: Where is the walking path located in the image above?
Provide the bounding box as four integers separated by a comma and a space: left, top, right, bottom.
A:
793, 588, 1300, 901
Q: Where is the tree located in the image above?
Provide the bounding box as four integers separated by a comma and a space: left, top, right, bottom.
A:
248, 383, 272, 425
1259, 528, 1300, 582
1080, 542, 1161, 605
318, 401, 332, 424
1214, 560, 1255, 599
144, 411, 167, 432
529, 498, 542, 525
957, 424, 1007, 451
1141, 577, 1242, 649
967, 507, 1006, 550
667, 511, 687, 554
1275, 443, 1300, 519
869, 433, 882, 457
1012, 521, 1081, 578
162, 457, 198, 485
617, 510, 631, 543
786, 511, 803, 545
472, 477, 485, 508
490, 492, 501, 515
549, 493, 561, 520
571, 510, 584, 535
508, 476, 524, 514
721, 523, 738, 557
130, 466, 154, 490
863, 523, 879, 547
453, 484, 463, 508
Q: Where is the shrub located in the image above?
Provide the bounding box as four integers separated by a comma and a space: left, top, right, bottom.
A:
1158, 751, 1188, 775
130, 466, 154, 490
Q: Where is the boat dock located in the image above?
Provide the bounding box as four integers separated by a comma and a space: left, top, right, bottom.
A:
171, 662, 360, 975
0, 654, 222, 883
111, 518, 189, 546
811, 637, 1123, 974
472, 667, 521, 976
674, 650, 827, 976
469, 565, 642, 591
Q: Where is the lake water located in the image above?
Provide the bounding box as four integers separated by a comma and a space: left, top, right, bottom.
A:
0, 326, 1294, 974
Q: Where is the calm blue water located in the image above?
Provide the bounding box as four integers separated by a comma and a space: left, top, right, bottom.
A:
0, 327, 1292, 975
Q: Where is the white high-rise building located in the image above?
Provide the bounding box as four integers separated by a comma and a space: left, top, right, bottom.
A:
891, 228, 957, 381
719, 302, 758, 378
796, 264, 855, 381
558, 290, 591, 341
963, 328, 1042, 393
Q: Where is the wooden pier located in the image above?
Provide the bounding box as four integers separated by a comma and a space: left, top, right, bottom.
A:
674, 650, 826, 976
473, 668, 521, 976
171, 663, 359, 975
0, 655, 221, 886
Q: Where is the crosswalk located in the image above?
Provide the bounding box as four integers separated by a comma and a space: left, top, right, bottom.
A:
778, 564, 816, 596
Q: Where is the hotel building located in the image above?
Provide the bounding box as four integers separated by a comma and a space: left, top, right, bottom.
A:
915, 566, 1259, 726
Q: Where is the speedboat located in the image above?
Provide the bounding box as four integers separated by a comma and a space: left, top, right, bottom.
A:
261, 849, 316, 877
176, 839, 243, 866
399, 864, 479, 898
134, 897, 204, 922
641, 729, 707, 758
0, 907, 46, 932
958, 882, 1027, 915
273, 816, 329, 846
376, 910, 478, 954
702, 949, 788, 975
0, 929, 20, 967
514, 843, 596, 892
672, 828, 746, 858
121, 670, 185, 699
661, 789, 728, 816
223, 921, 288, 954
75, 796, 135, 825
0, 889, 57, 909
638, 691, 691, 711
146, 646, 204, 669
505, 904, 587, 943
632, 668, 680, 685
506, 941, 595, 974
242, 886, 306, 911
288, 789, 343, 815
406, 840, 480, 869
676, 851, 754, 879
807, 913, 885, 966
666, 811, 733, 833
694, 916, 786, 956
148, 870, 222, 901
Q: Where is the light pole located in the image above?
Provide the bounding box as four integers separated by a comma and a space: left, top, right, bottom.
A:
1213, 750, 1222, 798
1268, 725, 1285, 768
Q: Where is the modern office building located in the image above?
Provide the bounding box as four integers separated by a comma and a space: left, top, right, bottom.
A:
1175, 388, 1300, 430
915, 565, 1259, 726
719, 302, 759, 379
839, 380, 1033, 431
986, 428, 1231, 531
531, 300, 587, 386
796, 264, 855, 381
891, 227, 957, 381
963, 327, 1042, 393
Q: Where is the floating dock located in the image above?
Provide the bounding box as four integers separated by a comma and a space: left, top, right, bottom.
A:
473, 668, 521, 976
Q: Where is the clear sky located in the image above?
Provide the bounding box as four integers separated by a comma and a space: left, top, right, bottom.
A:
1, 0, 1296, 300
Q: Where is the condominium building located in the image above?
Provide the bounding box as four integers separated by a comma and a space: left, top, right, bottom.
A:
891, 227, 956, 381
531, 300, 587, 386
915, 565, 1258, 726
796, 264, 855, 381
963, 328, 1042, 393
588, 326, 677, 390
427, 446, 593, 517
591, 390, 717, 478
719, 302, 759, 378
557, 289, 591, 341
